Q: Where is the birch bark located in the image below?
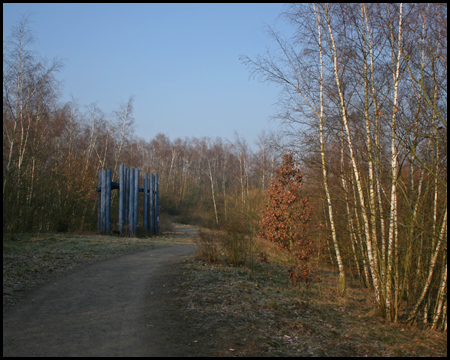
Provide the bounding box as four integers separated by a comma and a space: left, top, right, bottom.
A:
314, 3, 346, 295
324, 3, 382, 305
385, 3, 403, 322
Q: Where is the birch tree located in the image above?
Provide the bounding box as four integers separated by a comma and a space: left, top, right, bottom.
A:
3, 16, 63, 196
3, 16, 64, 231
242, 3, 446, 327
241, 3, 347, 296
113, 96, 134, 176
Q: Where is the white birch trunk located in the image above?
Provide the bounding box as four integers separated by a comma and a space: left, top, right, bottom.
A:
207, 159, 219, 226
407, 207, 447, 323
314, 3, 346, 295
114, 97, 133, 176
386, 3, 403, 322
325, 4, 380, 304
432, 260, 447, 330
360, 3, 381, 296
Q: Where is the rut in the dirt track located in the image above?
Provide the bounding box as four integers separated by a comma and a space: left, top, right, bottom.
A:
3, 243, 200, 357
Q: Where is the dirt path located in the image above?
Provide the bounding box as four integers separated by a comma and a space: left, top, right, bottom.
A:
3, 225, 209, 357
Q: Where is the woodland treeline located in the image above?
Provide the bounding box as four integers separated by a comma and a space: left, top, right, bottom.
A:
242, 3, 446, 330
2, 18, 282, 235
3, 3, 447, 331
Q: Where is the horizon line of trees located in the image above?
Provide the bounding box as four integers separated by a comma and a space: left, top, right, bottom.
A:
3, 16, 285, 235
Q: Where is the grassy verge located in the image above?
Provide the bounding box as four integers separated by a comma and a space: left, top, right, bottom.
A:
3, 228, 191, 314
176, 233, 447, 357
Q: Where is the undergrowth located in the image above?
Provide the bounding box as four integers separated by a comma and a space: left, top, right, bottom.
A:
188, 228, 447, 356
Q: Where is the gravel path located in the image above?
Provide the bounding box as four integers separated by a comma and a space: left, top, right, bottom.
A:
3, 230, 204, 357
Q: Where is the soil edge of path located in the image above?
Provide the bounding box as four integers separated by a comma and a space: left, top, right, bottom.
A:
3, 225, 218, 357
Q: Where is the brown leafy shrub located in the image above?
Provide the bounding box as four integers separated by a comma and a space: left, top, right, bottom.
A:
219, 231, 248, 267
195, 226, 249, 267
258, 153, 320, 288
195, 229, 221, 263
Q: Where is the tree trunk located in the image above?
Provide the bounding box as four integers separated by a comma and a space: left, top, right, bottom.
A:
314, 4, 346, 295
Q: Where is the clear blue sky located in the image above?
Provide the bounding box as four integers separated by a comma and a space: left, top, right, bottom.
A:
3, 3, 292, 146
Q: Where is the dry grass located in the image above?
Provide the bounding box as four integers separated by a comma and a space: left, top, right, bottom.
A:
3, 228, 447, 356
177, 235, 447, 357
3, 230, 187, 314
195, 228, 250, 266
